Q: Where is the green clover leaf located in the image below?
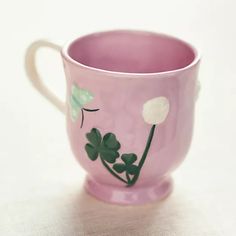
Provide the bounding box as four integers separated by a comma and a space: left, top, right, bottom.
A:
121, 153, 137, 165
112, 163, 126, 173
86, 128, 102, 147
103, 133, 121, 150
85, 128, 101, 161
126, 164, 139, 175
85, 128, 121, 163
113, 153, 139, 175
85, 143, 98, 161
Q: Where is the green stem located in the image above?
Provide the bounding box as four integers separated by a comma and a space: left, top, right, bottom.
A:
128, 124, 156, 187
126, 172, 131, 184
100, 158, 128, 184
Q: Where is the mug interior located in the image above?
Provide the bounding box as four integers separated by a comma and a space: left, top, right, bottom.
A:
67, 30, 196, 74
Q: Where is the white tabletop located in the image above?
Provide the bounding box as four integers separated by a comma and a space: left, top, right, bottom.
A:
0, 0, 235, 235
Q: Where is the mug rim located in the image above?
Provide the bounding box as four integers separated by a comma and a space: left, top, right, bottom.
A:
61, 29, 201, 79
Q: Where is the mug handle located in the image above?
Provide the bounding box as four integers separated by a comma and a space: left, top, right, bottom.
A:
25, 40, 66, 114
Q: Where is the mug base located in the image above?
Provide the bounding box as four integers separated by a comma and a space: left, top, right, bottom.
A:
84, 176, 173, 205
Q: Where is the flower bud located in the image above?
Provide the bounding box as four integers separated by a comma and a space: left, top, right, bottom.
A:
142, 97, 169, 124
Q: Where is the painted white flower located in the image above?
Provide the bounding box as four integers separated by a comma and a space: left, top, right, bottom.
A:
142, 97, 170, 125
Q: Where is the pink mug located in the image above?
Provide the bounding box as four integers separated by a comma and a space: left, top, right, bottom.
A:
25, 30, 200, 205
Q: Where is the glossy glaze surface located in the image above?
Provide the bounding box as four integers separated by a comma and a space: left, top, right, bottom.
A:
61, 30, 200, 204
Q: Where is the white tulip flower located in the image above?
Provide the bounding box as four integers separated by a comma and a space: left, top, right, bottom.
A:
142, 97, 170, 125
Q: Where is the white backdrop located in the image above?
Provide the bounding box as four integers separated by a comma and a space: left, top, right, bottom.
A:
0, 0, 235, 235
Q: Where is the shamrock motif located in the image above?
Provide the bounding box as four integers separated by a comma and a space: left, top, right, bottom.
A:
113, 153, 139, 175
85, 128, 121, 163
70, 84, 99, 127
83, 96, 170, 186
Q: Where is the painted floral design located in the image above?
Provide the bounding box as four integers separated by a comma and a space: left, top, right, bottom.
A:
142, 97, 170, 124
85, 128, 120, 163
84, 96, 170, 186
113, 154, 139, 184
70, 84, 99, 128
113, 154, 139, 175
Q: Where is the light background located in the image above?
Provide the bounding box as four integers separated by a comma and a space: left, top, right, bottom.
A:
0, 0, 235, 235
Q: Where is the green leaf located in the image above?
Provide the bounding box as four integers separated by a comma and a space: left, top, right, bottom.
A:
86, 128, 102, 147
127, 164, 139, 175
85, 143, 98, 161
70, 95, 82, 110
113, 163, 126, 173
100, 149, 119, 163
103, 133, 121, 150
77, 87, 94, 105
121, 153, 137, 165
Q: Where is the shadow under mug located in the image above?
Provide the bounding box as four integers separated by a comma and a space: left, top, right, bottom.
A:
25, 30, 200, 205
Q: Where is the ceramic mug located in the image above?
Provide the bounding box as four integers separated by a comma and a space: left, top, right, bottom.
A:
25, 30, 200, 205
